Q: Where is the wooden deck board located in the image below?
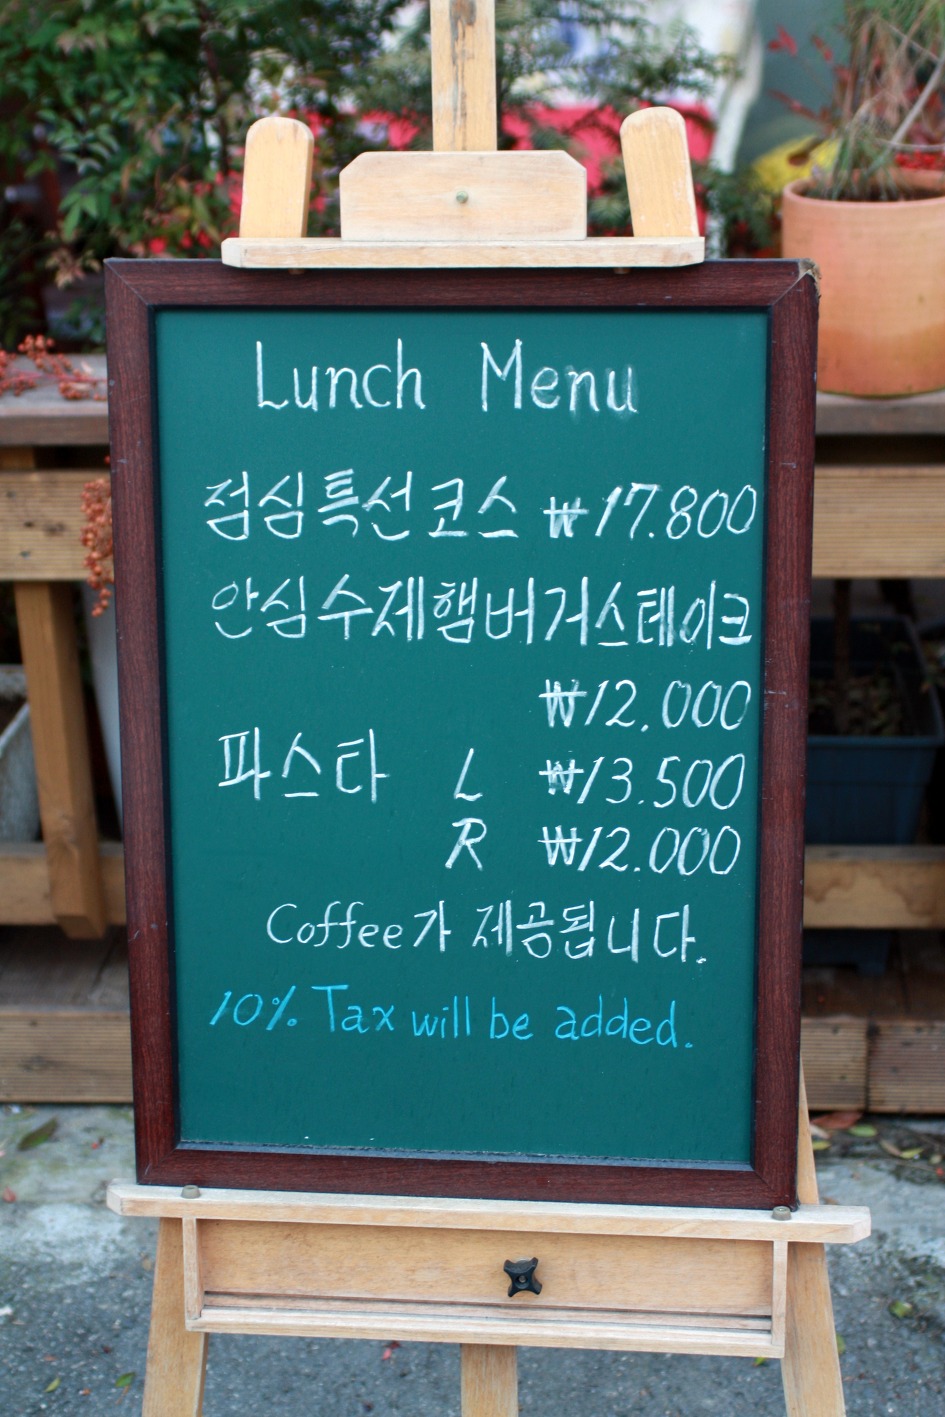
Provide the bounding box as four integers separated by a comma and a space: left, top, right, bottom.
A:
0, 357, 108, 447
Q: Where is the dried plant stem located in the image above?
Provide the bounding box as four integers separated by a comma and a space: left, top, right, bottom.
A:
889, 45, 945, 146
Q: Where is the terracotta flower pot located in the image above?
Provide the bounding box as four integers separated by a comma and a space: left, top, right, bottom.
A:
781, 177, 945, 396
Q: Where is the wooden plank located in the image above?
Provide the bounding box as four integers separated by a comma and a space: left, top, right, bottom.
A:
194, 1219, 776, 1315
800, 1018, 869, 1112
804, 845, 945, 929
182, 1216, 203, 1322
108, 1185, 869, 1245
221, 235, 705, 268
813, 464, 945, 576
0, 357, 108, 446
817, 387, 945, 436
869, 1021, 945, 1112
462, 1346, 517, 1417
205, 1294, 772, 1334
239, 116, 314, 240
14, 582, 106, 937
0, 842, 125, 924
340, 152, 587, 242
770, 1240, 789, 1355
0, 448, 36, 471
0, 1009, 131, 1102
620, 108, 700, 239
430, 0, 496, 152
0, 470, 98, 580
187, 1301, 782, 1355
143, 1220, 208, 1417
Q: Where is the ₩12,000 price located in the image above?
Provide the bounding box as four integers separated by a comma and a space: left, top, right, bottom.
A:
538, 823, 743, 877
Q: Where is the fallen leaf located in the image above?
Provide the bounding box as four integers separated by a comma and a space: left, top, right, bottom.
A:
812, 1111, 863, 1131
90, 1138, 104, 1150
17, 1117, 58, 1151
847, 1124, 877, 1138
812, 1139, 831, 1152
753, 1356, 768, 1366
836, 1334, 846, 1355
930, 1153, 942, 1165
381, 1342, 400, 1361
115, 1372, 135, 1389
809, 1123, 830, 1140
80, 1389, 91, 1397
880, 1139, 908, 1159
888, 1300, 913, 1319
899, 1147, 923, 1160
44, 1377, 61, 1393
2, 1187, 15, 1203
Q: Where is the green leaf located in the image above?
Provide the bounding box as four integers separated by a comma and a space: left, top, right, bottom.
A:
835, 1333, 846, 1355
753, 1356, 768, 1366
899, 1148, 923, 1160
44, 1377, 61, 1392
847, 1124, 877, 1138
18, 1117, 58, 1150
115, 1373, 136, 1389
811, 1139, 831, 1152
888, 1300, 914, 1319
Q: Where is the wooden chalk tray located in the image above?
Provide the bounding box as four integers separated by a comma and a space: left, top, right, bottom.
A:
108, 1183, 868, 1360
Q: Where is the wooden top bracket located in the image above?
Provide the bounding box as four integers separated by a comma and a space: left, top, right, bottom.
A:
221, 0, 704, 270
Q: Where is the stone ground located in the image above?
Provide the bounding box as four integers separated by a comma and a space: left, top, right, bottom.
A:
1, 1106, 944, 1415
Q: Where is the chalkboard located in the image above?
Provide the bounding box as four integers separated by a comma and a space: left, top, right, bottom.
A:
107, 260, 816, 1208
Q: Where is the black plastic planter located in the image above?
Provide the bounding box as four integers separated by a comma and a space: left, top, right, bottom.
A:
805, 617, 945, 974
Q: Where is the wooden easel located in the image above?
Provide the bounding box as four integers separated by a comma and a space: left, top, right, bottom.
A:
108, 1074, 867, 1416
109, 4, 869, 1411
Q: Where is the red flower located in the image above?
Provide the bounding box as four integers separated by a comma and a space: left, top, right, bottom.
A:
768, 25, 798, 57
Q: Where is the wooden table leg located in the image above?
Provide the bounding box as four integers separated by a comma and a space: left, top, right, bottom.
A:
13, 580, 106, 938
461, 1344, 517, 1417
143, 1218, 208, 1417
781, 1069, 846, 1416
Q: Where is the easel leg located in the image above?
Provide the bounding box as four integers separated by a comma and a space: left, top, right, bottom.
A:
781, 1069, 845, 1416
143, 1218, 208, 1417
461, 1344, 518, 1417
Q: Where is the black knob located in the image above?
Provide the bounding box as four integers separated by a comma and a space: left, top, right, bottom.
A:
503, 1257, 541, 1297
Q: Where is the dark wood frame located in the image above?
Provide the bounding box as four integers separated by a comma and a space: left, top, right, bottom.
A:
106, 259, 817, 1208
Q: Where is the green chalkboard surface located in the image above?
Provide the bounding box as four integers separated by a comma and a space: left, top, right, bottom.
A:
108, 261, 817, 1207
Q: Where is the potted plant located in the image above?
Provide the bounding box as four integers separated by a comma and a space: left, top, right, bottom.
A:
777, 1, 945, 396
